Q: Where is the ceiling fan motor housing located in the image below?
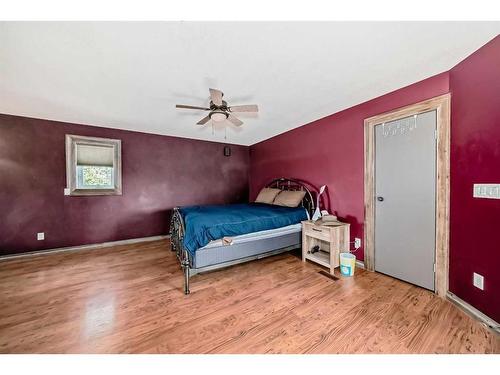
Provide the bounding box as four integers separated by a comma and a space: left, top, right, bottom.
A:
210, 99, 228, 110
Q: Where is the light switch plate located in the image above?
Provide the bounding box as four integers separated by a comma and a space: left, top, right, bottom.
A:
473, 272, 484, 290
473, 184, 500, 199
37, 232, 45, 241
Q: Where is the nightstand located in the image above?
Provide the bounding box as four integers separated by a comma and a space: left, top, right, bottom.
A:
301, 220, 350, 275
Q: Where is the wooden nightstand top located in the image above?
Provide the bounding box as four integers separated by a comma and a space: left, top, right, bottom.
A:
301, 220, 350, 228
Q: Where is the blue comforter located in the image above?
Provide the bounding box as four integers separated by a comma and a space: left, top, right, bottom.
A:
179, 203, 308, 257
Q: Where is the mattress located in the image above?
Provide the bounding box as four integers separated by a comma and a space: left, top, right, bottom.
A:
193, 223, 302, 269
201, 223, 302, 249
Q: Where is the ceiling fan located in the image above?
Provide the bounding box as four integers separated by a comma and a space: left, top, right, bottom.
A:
175, 88, 258, 127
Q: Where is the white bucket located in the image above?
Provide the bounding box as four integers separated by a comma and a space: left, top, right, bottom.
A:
339, 253, 356, 276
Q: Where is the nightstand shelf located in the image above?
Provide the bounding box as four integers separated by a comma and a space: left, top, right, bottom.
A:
301, 220, 350, 275
305, 250, 330, 268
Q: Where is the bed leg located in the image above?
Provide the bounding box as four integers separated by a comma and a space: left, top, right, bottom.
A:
182, 260, 190, 295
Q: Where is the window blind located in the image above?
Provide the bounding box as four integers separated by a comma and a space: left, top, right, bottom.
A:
76, 144, 114, 167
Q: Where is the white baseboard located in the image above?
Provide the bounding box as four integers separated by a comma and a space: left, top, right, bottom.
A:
447, 292, 499, 333
355, 260, 365, 269
0, 235, 169, 261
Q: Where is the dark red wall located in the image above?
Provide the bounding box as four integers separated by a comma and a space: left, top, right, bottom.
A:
0, 114, 249, 255
250, 72, 450, 261
250, 36, 500, 321
448, 36, 500, 321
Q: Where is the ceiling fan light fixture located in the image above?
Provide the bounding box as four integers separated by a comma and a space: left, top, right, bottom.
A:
209, 111, 228, 123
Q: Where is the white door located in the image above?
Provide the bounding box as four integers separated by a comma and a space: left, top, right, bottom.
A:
374, 110, 436, 291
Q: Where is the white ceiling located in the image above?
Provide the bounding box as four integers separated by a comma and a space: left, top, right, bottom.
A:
1, 22, 498, 146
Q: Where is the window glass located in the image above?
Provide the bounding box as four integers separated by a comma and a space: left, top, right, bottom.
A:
76, 166, 114, 189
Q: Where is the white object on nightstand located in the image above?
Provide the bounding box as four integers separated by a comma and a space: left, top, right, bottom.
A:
312, 185, 326, 221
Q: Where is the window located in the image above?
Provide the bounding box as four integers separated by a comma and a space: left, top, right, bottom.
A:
66, 135, 122, 196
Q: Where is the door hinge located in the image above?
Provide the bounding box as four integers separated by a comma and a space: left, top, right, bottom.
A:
433, 263, 436, 273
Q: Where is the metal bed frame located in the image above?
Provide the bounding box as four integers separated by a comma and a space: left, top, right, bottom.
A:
170, 177, 316, 294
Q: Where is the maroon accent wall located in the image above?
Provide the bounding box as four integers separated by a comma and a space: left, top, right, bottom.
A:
448, 36, 500, 321
249, 72, 450, 261
0, 114, 249, 255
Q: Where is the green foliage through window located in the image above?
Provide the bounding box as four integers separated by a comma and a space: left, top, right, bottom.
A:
78, 166, 113, 188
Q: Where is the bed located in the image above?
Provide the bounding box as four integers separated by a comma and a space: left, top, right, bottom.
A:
170, 177, 316, 294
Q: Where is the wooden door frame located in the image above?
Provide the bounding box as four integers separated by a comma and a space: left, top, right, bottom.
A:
363, 94, 450, 297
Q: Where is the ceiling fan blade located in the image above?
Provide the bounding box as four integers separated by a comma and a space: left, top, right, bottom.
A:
227, 114, 244, 127
176, 104, 210, 110
209, 88, 223, 106
197, 115, 211, 125
228, 105, 259, 113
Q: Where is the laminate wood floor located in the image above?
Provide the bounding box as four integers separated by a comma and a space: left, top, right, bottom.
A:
0, 239, 498, 354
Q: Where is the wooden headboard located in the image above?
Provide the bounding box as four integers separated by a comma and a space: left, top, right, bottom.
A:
265, 177, 315, 217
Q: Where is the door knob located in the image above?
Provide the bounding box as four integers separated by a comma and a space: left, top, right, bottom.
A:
377, 196, 384, 202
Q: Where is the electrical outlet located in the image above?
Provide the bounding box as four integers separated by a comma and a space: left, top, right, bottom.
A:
37, 232, 45, 241
473, 272, 484, 290
354, 238, 361, 249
